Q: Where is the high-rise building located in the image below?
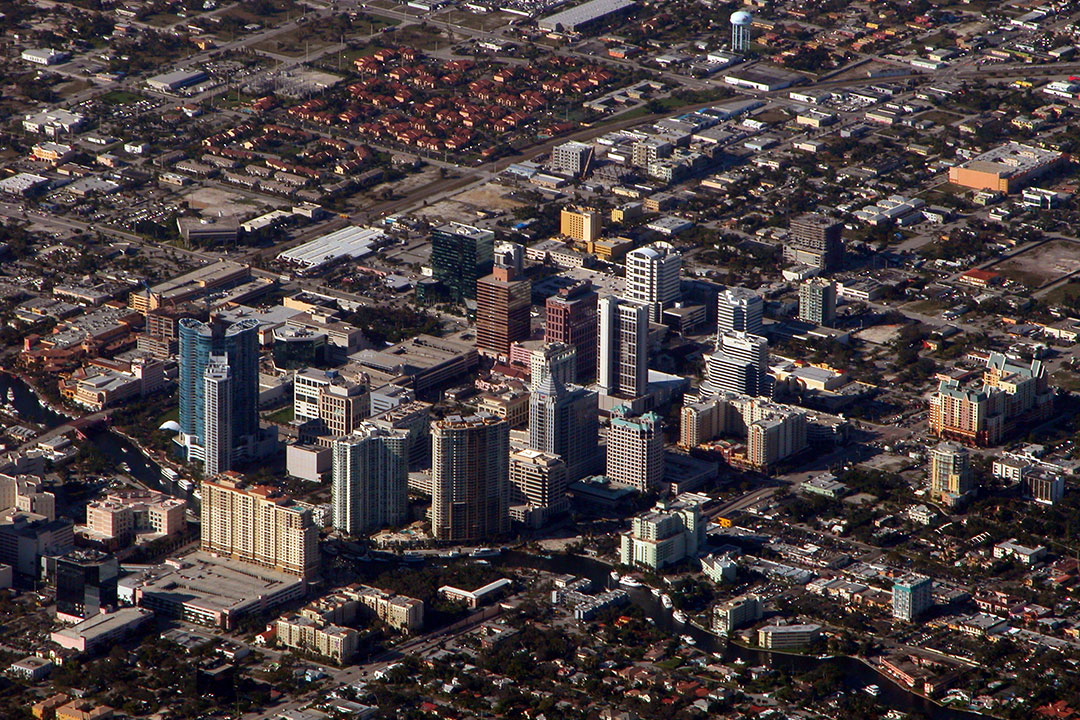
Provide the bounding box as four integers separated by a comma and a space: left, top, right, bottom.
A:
476, 266, 531, 359
560, 206, 602, 243
713, 594, 762, 634
527, 373, 600, 482
597, 296, 649, 399
545, 280, 597, 383
201, 473, 319, 579
551, 141, 593, 177
619, 495, 705, 569
332, 423, 409, 536
786, 213, 844, 272
929, 379, 1000, 446
702, 331, 769, 397
624, 241, 681, 323
202, 355, 232, 477
892, 575, 932, 621
606, 406, 663, 493
430, 222, 495, 302
929, 441, 973, 503
55, 550, 118, 623
529, 341, 577, 390
747, 411, 807, 469
717, 287, 763, 335
430, 414, 510, 542
798, 278, 837, 326
178, 317, 272, 473
294, 368, 370, 441
508, 448, 568, 527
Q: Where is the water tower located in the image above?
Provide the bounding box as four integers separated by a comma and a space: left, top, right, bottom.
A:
730, 10, 753, 52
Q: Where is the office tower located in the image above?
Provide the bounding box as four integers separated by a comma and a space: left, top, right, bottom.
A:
55, 550, 118, 623
545, 280, 597, 383
509, 449, 569, 525
430, 414, 510, 542
798, 278, 837, 326
730, 10, 752, 52
529, 342, 577, 390
619, 495, 705, 569
528, 373, 600, 482
476, 266, 531, 359
713, 594, 763, 634
747, 411, 807, 469
717, 287, 763, 335
332, 423, 409, 536
786, 213, 844, 272
624, 241, 681, 323
560, 206, 602, 243
494, 241, 524, 275
551, 140, 593, 177
272, 326, 327, 370
294, 369, 370, 440
178, 316, 270, 473
606, 406, 663, 493
702, 331, 769, 397
203, 355, 232, 477
1027, 472, 1065, 505
597, 296, 649, 399
929, 441, 973, 503
201, 473, 319, 579
892, 575, 932, 621
430, 222, 495, 302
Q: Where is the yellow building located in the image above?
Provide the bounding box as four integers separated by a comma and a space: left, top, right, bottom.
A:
947, 142, 1066, 193
560, 207, 601, 243
583, 237, 633, 262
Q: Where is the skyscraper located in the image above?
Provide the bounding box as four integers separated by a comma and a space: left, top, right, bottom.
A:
332, 423, 409, 536
529, 341, 577, 390
892, 575, 933, 622
624, 241, 681, 323
476, 265, 531, 359
560, 206, 602, 243
702, 331, 770, 397
786, 213, 843, 272
202, 355, 232, 477
55, 549, 118, 623
929, 441, 973, 503
598, 296, 649, 399
509, 449, 568, 526
430, 222, 495, 302
551, 141, 593, 177
798, 278, 837, 326
431, 414, 510, 542
201, 473, 319, 579
717, 287, 763, 335
606, 406, 664, 493
545, 280, 597, 383
527, 372, 600, 483
178, 317, 271, 473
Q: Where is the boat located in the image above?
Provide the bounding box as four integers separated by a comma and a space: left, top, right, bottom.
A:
402, 553, 424, 564
619, 575, 642, 588
672, 610, 687, 624
610, 570, 621, 583
661, 594, 673, 609
681, 634, 697, 646
6, 388, 13, 403
651, 587, 662, 597
118, 462, 130, 473
178, 479, 193, 490
161, 467, 179, 481
441, 550, 461, 559
470, 547, 501, 558
864, 685, 881, 697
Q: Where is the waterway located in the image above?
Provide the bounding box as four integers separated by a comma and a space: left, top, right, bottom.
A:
0, 373, 197, 507
498, 551, 990, 720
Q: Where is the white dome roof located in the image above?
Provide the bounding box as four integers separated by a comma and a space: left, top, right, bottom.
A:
159, 420, 181, 432
731, 10, 753, 24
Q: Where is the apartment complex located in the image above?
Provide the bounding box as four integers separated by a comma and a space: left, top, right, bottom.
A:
606, 406, 664, 493
619, 494, 706, 570
430, 414, 510, 542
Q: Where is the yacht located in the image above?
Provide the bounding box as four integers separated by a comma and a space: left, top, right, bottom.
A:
672, 610, 688, 624
161, 467, 179, 481
681, 634, 697, 646
609, 570, 621, 584
6, 388, 14, 403
651, 587, 662, 597
864, 685, 881, 697
470, 547, 501, 558
178, 478, 193, 491
118, 462, 130, 473
619, 575, 642, 588
661, 594, 673, 609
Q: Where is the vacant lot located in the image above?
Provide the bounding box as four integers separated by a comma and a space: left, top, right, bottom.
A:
994, 239, 1080, 289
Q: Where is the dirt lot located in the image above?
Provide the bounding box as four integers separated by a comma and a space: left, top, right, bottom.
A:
182, 187, 285, 216
434, 8, 516, 31
453, 183, 527, 212
993, 238, 1080, 289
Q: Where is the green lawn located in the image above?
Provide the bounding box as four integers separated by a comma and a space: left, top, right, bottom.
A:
265, 406, 295, 424
100, 90, 144, 105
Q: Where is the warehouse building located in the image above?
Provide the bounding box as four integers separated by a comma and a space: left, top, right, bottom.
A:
538, 0, 636, 34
